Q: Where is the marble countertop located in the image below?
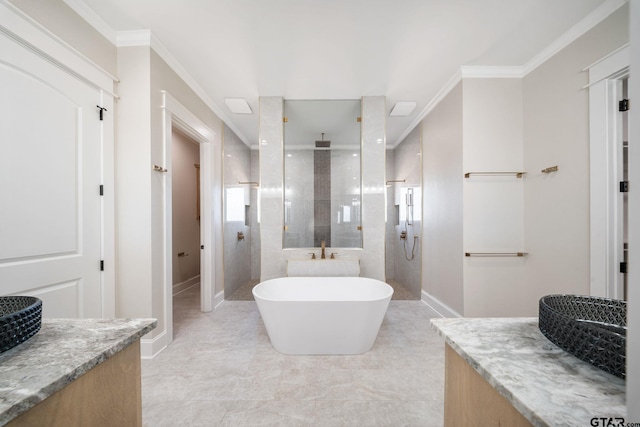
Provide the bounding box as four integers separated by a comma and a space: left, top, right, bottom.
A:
431, 317, 625, 427
0, 318, 156, 426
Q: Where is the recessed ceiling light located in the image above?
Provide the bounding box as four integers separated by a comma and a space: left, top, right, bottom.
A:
389, 102, 416, 116
225, 98, 252, 114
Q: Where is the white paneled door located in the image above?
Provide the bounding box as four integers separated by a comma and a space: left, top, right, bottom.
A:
0, 32, 104, 318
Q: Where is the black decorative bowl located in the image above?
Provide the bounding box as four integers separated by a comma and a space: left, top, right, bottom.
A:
539, 294, 626, 379
0, 296, 42, 353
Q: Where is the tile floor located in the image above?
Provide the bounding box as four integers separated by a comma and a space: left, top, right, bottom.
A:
142, 286, 445, 426
225, 279, 420, 301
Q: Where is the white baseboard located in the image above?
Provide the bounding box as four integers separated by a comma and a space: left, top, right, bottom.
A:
173, 275, 200, 296
213, 290, 224, 310
421, 290, 462, 318
140, 330, 167, 359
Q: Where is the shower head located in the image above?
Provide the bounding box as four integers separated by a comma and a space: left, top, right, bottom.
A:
315, 132, 330, 148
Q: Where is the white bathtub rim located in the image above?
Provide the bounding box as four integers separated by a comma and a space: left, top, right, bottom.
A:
252, 277, 394, 303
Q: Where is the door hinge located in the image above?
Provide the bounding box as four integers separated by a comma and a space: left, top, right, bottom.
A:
100, 260, 104, 271
620, 181, 629, 193
99, 185, 104, 196
620, 262, 627, 274
97, 105, 107, 120
619, 99, 629, 112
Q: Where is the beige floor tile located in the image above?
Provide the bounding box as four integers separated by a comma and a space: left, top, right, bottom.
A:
142, 285, 444, 426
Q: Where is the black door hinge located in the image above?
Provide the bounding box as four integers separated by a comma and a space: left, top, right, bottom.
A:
620, 181, 629, 193
619, 99, 629, 112
620, 262, 627, 274
99, 185, 104, 196
97, 105, 107, 120
100, 260, 104, 271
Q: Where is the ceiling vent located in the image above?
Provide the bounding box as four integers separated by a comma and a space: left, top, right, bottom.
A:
224, 98, 252, 114
389, 101, 417, 116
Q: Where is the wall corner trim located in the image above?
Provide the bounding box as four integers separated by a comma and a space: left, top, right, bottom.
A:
140, 330, 167, 359
421, 290, 462, 318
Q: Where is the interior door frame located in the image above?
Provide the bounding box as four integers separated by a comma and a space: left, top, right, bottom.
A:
161, 91, 215, 344
588, 44, 629, 299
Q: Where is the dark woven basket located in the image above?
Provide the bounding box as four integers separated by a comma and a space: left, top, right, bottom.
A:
539, 294, 626, 379
0, 296, 42, 353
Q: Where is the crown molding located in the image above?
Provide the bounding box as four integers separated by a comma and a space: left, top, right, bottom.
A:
392, 0, 628, 148
391, 69, 461, 148
62, 0, 116, 43
116, 29, 151, 47
64, 1, 250, 146
144, 32, 250, 146
522, 0, 627, 76
460, 65, 524, 79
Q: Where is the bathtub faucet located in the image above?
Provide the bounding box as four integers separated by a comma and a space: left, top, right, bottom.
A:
321, 240, 326, 259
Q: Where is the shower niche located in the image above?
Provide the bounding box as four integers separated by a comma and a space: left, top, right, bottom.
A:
283, 99, 362, 249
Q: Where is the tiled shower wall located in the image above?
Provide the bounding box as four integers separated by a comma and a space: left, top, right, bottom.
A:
260, 96, 386, 280
223, 125, 252, 297
284, 150, 314, 248
388, 126, 422, 297
250, 150, 260, 280
314, 151, 331, 247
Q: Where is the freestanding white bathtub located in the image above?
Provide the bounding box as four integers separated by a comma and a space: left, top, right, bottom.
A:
252, 276, 393, 355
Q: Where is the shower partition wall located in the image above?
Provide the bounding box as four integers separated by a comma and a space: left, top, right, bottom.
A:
387, 125, 422, 298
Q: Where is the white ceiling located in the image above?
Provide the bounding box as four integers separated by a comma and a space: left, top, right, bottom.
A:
72, 0, 611, 147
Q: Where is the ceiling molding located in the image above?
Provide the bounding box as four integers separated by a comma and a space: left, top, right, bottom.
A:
460, 66, 524, 79
64, 1, 251, 147
391, 69, 462, 148
142, 32, 252, 147
116, 29, 151, 47
63, 0, 116, 43
392, 0, 628, 149
522, 0, 627, 76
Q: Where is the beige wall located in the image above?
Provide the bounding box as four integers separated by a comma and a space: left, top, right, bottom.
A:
8, 0, 117, 76
523, 4, 629, 310
116, 47, 226, 344
463, 78, 525, 317
419, 5, 628, 318
171, 129, 201, 288
115, 46, 153, 320
421, 82, 464, 315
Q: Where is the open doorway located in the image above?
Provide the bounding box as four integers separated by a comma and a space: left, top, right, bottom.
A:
161, 91, 216, 347
171, 128, 202, 334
